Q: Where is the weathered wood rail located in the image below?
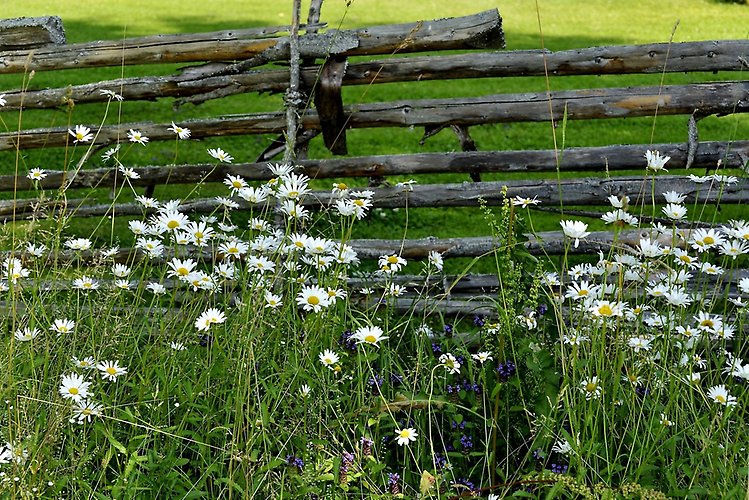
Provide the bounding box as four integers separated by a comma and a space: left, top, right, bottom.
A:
0, 9, 503, 74
1, 9, 749, 317
3, 81, 748, 151
1, 140, 746, 192
2, 39, 747, 109
2, 174, 746, 220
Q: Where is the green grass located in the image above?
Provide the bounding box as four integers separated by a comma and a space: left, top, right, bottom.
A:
2, 0, 747, 271
0, 7, 748, 495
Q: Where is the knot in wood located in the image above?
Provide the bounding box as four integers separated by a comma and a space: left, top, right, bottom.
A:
284, 89, 304, 107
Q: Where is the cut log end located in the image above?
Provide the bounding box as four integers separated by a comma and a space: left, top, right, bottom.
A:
0, 16, 66, 50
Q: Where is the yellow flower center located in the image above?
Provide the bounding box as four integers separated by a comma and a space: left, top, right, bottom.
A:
679, 255, 692, 263
364, 335, 377, 343
703, 236, 715, 245
178, 268, 189, 276
700, 319, 714, 328
585, 382, 597, 392
167, 220, 179, 229
232, 181, 242, 188
578, 290, 588, 296
308, 296, 320, 306
287, 191, 299, 198
716, 395, 726, 404
387, 256, 399, 264
399, 430, 410, 439
106, 367, 117, 375
353, 199, 364, 207
597, 304, 613, 316
69, 387, 79, 395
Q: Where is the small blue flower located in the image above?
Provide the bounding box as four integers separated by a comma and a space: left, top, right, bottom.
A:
286, 455, 304, 472
496, 360, 517, 381
460, 434, 473, 450
549, 463, 568, 474
338, 330, 357, 351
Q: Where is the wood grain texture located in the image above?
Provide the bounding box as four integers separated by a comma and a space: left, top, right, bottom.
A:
0, 10, 502, 74
2, 81, 747, 150
2, 140, 746, 192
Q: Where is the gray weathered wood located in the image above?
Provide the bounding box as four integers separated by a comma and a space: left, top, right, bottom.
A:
7, 40, 749, 110
0, 10, 502, 74
0, 16, 65, 50
348, 231, 630, 259
2, 140, 746, 192
343, 39, 749, 83
3, 175, 747, 222
2, 81, 747, 150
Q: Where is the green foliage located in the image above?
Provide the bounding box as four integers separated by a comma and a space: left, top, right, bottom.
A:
0, 1, 748, 498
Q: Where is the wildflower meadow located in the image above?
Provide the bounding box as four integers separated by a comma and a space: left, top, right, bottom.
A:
2, 1, 749, 499
2, 107, 748, 497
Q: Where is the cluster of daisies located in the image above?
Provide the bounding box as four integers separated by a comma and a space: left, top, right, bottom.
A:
16, 152, 421, 425
58, 358, 128, 424
544, 152, 749, 424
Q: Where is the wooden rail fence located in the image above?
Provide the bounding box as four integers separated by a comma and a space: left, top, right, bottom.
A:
0, 9, 748, 313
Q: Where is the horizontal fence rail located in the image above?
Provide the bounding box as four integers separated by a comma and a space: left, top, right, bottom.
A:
2, 39, 747, 109
2, 175, 747, 222
1, 140, 746, 192
2, 81, 748, 151
0, 9, 503, 74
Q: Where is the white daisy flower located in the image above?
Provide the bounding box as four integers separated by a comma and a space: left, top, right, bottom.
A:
69, 125, 93, 143
167, 121, 191, 139
96, 360, 128, 382
59, 373, 91, 402
352, 325, 388, 347
127, 129, 149, 145
395, 427, 418, 446
707, 384, 737, 407
296, 285, 330, 313
208, 147, 233, 163
194, 308, 226, 331
318, 349, 340, 370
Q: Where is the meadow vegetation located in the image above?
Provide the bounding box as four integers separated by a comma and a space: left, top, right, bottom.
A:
0, 0, 748, 498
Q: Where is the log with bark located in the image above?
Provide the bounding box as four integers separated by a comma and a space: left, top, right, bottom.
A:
0, 9, 503, 74
3, 140, 744, 192
3, 40, 746, 110
2, 81, 746, 150
2, 175, 746, 222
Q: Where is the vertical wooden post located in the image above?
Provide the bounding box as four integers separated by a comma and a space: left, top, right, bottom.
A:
284, 0, 303, 163
294, 0, 325, 160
